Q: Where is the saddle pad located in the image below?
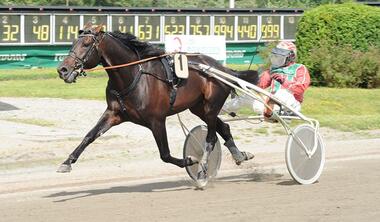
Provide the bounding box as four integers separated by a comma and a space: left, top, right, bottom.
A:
174, 54, 189, 79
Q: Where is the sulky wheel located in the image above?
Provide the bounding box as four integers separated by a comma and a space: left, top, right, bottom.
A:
285, 124, 325, 185
183, 125, 222, 181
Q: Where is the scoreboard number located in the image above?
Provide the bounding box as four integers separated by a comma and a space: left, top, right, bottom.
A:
24, 15, 51, 43
55, 15, 80, 43
237, 16, 258, 41
189, 16, 210, 36
137, 15, 160, 41
1, 15, 20, 42
213, 16, 235, 40
111, 15, 135, 34
261, 16, 281, 40
164, 16, 186, 35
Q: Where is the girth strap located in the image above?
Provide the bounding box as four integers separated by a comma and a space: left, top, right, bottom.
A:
109, 65, 144, 115
118, 65, 144, 97
109, 89, 128, 113
160, 57, 176, 85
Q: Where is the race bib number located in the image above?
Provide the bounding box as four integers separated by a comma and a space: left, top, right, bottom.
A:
174, 54, 189, 79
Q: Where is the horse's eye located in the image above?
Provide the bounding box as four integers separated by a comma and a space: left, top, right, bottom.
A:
78, 30, 84, 35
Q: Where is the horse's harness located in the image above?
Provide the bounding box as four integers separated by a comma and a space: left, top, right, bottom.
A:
69, 31, 178, 113
67, 31, 105, 76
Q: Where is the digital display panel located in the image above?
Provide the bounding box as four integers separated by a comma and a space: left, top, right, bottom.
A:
0, 11, 302, 45
137, 15, 160, 41
164, 16, 186, 35
83, 15, 108, 31
189, 16, 210, 36
261, 15, 281, 40
111, 15, 135, 34
54, 15, 80, 43
0, 14, 21, 43
237, 16, 258, 41
284, 15, 301, 39
24, 14, 51, 43
214, 16, 235, 40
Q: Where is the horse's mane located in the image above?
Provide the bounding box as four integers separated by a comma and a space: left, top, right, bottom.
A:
109, 31, 165, 58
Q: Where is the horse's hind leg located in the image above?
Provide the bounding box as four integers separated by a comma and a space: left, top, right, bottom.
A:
57, 109, 122, 173
190, 104, 254, 166
150, 119, 197, 168
189, 103, 219, 187
216, 118, 254, 165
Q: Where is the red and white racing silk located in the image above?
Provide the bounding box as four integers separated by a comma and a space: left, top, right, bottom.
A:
258, 62, 311, 103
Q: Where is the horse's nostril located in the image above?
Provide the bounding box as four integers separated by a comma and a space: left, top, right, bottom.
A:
58, 67, 69, 78
60, 67, 68, 74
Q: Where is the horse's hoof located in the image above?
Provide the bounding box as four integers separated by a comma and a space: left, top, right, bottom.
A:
195, 163, 208, 189
195, 178, 208, 190
235, 151, 255, 165
186, 155, 199, 165
56, 164, 72, 173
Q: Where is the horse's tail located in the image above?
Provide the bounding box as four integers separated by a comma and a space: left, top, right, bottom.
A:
232, 70, 260, 86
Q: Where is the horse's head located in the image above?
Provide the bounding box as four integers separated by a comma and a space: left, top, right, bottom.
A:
57, 24, 104, 83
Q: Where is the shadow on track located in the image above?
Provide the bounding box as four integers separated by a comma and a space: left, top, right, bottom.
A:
0, 101, 19, 111
44, 180, 193, 202
218, 171, 284, 183
45, 171, 288, 202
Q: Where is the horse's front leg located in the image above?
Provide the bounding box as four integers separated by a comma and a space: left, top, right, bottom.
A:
150, 119, 197, 168
57, 109, 122, 173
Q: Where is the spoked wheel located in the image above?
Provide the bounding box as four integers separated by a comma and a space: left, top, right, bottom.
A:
286, 124, 325, 185
183, 125, 222, 181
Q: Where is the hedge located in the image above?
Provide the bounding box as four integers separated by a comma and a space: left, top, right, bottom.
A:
296, 3, 380, 88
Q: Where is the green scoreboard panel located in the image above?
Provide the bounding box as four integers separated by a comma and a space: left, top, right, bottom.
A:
137, 15, 160, 41
24, 14, 51, 43
189, 16, 211, 36
83, 15, 108, 31
111, 15, 135, 34
237, 16, 258, 41
0, 8, 304, 45
214, 16, 235, 41
261, 15, 281, 40
164, 16, 186, 35
0, 14, 21, 43
54, 15, 80, 43
284, 15, 301, 40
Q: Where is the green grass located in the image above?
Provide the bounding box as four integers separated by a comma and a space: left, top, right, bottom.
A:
232, 87, 380, 131
1, 68, 380, 131
0, 68, 107, 81
302, 88, 380, 131
2, 118, 56, 127
0, 69, 108, 99
255, 127, 269, 135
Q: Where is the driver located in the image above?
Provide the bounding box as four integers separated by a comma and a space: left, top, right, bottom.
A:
253, 41, 311, 119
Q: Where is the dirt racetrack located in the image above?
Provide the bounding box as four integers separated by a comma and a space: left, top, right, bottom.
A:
1, 97, 380, 221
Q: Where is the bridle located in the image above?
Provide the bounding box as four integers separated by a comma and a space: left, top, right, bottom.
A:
67, 31, 105, 76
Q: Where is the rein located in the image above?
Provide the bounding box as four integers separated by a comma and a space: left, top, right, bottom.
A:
83, 52, 174, 72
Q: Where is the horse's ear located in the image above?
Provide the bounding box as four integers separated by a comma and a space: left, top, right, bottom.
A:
94, 23, 104, 33
83, 22, 92, 30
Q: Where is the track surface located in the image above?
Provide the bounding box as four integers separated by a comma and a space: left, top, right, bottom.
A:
1, 156, 380, 222
1, 98, 380, 221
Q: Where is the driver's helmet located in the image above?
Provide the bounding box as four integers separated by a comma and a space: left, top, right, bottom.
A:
270, 41, 297, 69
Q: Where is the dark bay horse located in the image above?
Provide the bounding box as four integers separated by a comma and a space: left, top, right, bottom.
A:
57, 25, 257, 187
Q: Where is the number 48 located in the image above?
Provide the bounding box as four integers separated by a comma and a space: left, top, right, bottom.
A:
33, 25, 49, 41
